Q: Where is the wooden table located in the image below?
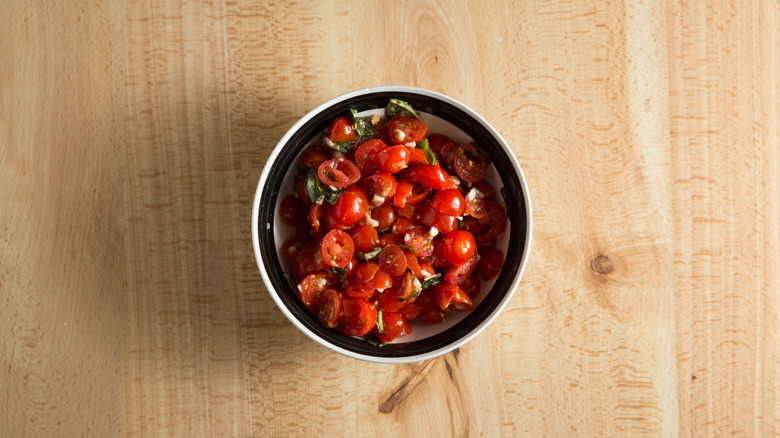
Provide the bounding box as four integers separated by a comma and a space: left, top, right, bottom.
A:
2, 1, 778, 436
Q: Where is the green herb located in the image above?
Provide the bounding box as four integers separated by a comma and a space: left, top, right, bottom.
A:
401, 288, 421, 301
376, 309, 387, 334
322, 136, 355, 153
398, 244, 416, 254
350, 108, 376, 138
385, 98, 420, 120
367, 339, 387, 347
420, 273, 442, 290
475, 143, 492, 164
376, 227, 390, 235
500, 186, 508, 202
329, 267, 347, 280
457, 219, 465, 230
306, 168, 343, 205
358, 247, 382, 261
416, 139, 436, 165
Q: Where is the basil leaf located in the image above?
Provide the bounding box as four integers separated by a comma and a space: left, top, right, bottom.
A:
475, 142, 492, 164
350, 108, 376, 138
329, 267, 347, 280
457, 219, 465, 230
416, 139, 436, 165
376, 228, 390, 235
420, 273, 442, 290
367, 339, 387, 347
398, 244, 416, 254
306, 168, 343, 204
322, 136, 355, 153
358, 247, 382, 261
376, 309, 387, 334
385, 98, 420, 120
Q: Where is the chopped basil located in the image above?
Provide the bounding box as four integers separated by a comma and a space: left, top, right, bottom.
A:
349, 108, 376, 138
416, 139, 436, 165
358, 247, 382, 261
376, 227, 390, 235
367, 339, 387, 347
398, 244, 416, 254
385, 98, 420, 120
457, 219, 465, 230
376, 309, 387, 334
305, 168, 343, 205
322, 136, 355, 153
328, 267, 347, 280
475, 142, 492, 164
420, 273, 442, 290
500, 186, 508, 202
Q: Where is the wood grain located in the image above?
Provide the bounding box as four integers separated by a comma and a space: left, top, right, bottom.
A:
1, 0, 779, 436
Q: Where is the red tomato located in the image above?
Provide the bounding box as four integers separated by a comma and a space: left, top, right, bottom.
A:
464, 188, 487, 219
318, 158, 361, 188
408, 165, 456, 191
371, 204, 397, 231
397, 202, 418, 219
404, 250, 424, 279
300, 147, 329, 168
392, 271, 416, 300
388, 115, 428, 145
427, 133, 452, 154
297, 271, 337, 309
376, 245, 405, 277
472, 181, 496, 199
393, 179, 428, 208
398, 302, 422, 320
317, 289, 342, 328
279, 195, 305, 226
441, 230, 476, 266
439, 142, 460, 171
377, 311, 412, 342
354, 139, 387, 174
418, 203, 459, 234
430, 188, 465, 217
323, 205, 351, 231
349, 225, 379, 253
293, 242, 327, 281
280, 238, 306, 263
363, 173, 398, 202
308, 203, 325, 232
375, 145, 410, 174
461, 275, 481, 298
328, 116, 357, 142
392, 216, 415, 236
332, 187, 369, 226
355, 261, 380, 284
462, 215, 488, 237
477, 200, 507, 244
320, 230, 355, 268
407, 146, 429, 165
379, 233, 403, 247
453, 143, 488, 183
340, 298, 377, 336
443, 252, 480, 285
404, 226, 434, 257
343, 255, 358, 280
434, 283, 474, 311
478, 249, 504, 281
344, 279, 375, 299
373, 289, 406, 312
366, 269, 393, 290
425, 235, 451, 268
414, 289, 445, 323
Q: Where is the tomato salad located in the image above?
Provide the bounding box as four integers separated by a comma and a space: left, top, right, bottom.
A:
278, 99, 506, 345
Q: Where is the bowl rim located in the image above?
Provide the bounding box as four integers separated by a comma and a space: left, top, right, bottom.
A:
252, 86, 533, 364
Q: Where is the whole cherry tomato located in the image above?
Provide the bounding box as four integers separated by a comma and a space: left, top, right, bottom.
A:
441, 230, 477, 266
317, 289, 342, 328
328, 116, 357, 142
409, 165, 456, 191
332, 187, 368, 226
376, 311, 412, 342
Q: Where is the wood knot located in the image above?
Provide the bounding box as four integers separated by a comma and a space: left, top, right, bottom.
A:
591, 255, 613, 274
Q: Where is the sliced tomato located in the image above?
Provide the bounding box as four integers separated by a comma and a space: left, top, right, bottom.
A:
439, 142, 460, 171
430, 188, 465, 217
418, 203, 459, 234
407, 146, 429, 165
317, 289, 343, 327
449, 287, 474, 311
392, 216, 415, 236
354, 139, 387, 174
441, 230, 476, 266
308, 203, 325, 232
453, 143, 488, 183
376, 311, 412, 342
379, 233, 403, 246
393, 179, 428, 208
478, 249, 504, 281
375, 145, 410, 174
370, 204, 397, 231
477, 200, 507, 244
378, 245, 408, 277
393, 271, 416, 300
443, 252, 480, 285
320, 230, 355, 268
344, 279, 376, 299
464, 188, 487, 219
462, 215, 488, 237
373, 289, 406, 312
318, 158, 361, 188
408, 165, 456, 191
387, 115, 428, 144
398, 302, 422, 320
332, 186, 368, 226
328, 116, 357, 142
349, 225, 379, 253
293, 242, 327, 281
300, 147, 329, 168
461, 275, 481, 298
404, 226, 434, 257
434, 283, 476, 312
280, 238, 306, 263
363, 173, 398, 202
340, 298, 377, 336
472, 181, 496, 199
366, 269, 393, 290
323, 205, 351, 231
295, 173, 312, 206
404, 250, 424, 279
397, 202, 418, 219
427, 133, 453, 154
297, 271, 337, 309
355, 261, 380, 284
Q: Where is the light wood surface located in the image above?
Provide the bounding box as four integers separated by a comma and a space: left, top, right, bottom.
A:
2, 1, 779, 436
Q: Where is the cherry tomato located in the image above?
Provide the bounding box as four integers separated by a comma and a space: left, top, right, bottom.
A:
377, 311, 412, 342
363, 173, 398, 202
375, 145, 411, 174
427, 133, 453, 154
280, 238, 306, 263
317, 289, 343, 328
279, 195, 305, 226
332, 187, 369, 226
392, 216, 415, 236
293, 242, 327, 281
477, 200, 507, 244
320, 230, 355, 268
397, 202, 418, 220
318, 158, 361, 188
379, 233, 403, 246
308, 203, 325, 232
340, 298, 377, 336
393, 179, 428, 208
425, 235, 451, 268
439, 142, 460, 171
300, 147, 329, 168
443, 252, 480, 285
295, 173, 311, 206
404, 226, 434, 257
371, 204, 397, 231
328, 116, 357, 142
418, 203, 459, 234
464, 188, 487, 219
366, 269, 393, 290
407, 146, 429, 165
478, 249, 504, 281
344, 279, 375, 299
442, 230, 477, 266
472, 181, 496, 199
453, 143, 488, 183
462, 215, 488, 237
297, 271, 337, 309
323, 205, 351, 231
378, 245, 408, 277
393, 271, 416, 300
404, 250, 424, 279
388, 115, 428, 145
354, 139, 387, 174
430, 188, 465, 217
461, 275, 481, 298
349, 225, 379, 253
414, 289, 445, 323
374, 289, 406, 312
408, 165, 456, 191
355, 261, 380, 284
398, 302, 422, 320
434, 283, 473, 311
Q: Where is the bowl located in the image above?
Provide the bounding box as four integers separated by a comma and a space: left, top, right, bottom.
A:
252, 86, 532, 363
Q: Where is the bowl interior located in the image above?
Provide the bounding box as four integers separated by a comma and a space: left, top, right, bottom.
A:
256, 90, 529, 359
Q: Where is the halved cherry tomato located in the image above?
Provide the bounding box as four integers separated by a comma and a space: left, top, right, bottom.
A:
427, 133, 453, 154
477, 200, 507, 244
300, 147, 329, 168
295, 173, 312, 206
414, 289, 445, 323
318, 158, 361, 188
355, 261, 380, 284
349, 225, 379, 253
374, 289, 406, 312
407, 146, 429, 165
317, 289, 342, 327
461, 275, 481, 298
371, 204, 397, 231
409, 165, 456, 191
377, 311, 412, 342
425, 235, 451, 268
376, 145, 410, 174
404, 226, 434, 257
297, 271, 337, 309
443, 252, 480, 285
398, 302, 422, 320
453, 143, 487, 183
379, 233, 403, 246
472, 181, 496, 199
464, 188, 487, 219
354, 139, 387, 174
442, 230, 476, 266
328, 116, 357, 142
340, 298, 377, 336
366, 269, 393, 290
393, 271, 416, 300
418, 203, 459, 234
430, 188, 465, 217
433, 283, 472, 311
439, 142, 460, 171
363, 173, 398, 203
387, 115, 428, 145
462, 215, 488, 237
344, 279, 375, 299
279, 195, 305, 226
393, 179, 428, 208
478, 249, 504, 281
320, 230, 355, 268
392, 216, 415, 236
293, 242, 327, 281
379, 245, 407, 277
397, 202, 418, 219
280, 238, 306, 263
404, 250, 424, 279
332, 186, 369, 226
323, 205, 351, 231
